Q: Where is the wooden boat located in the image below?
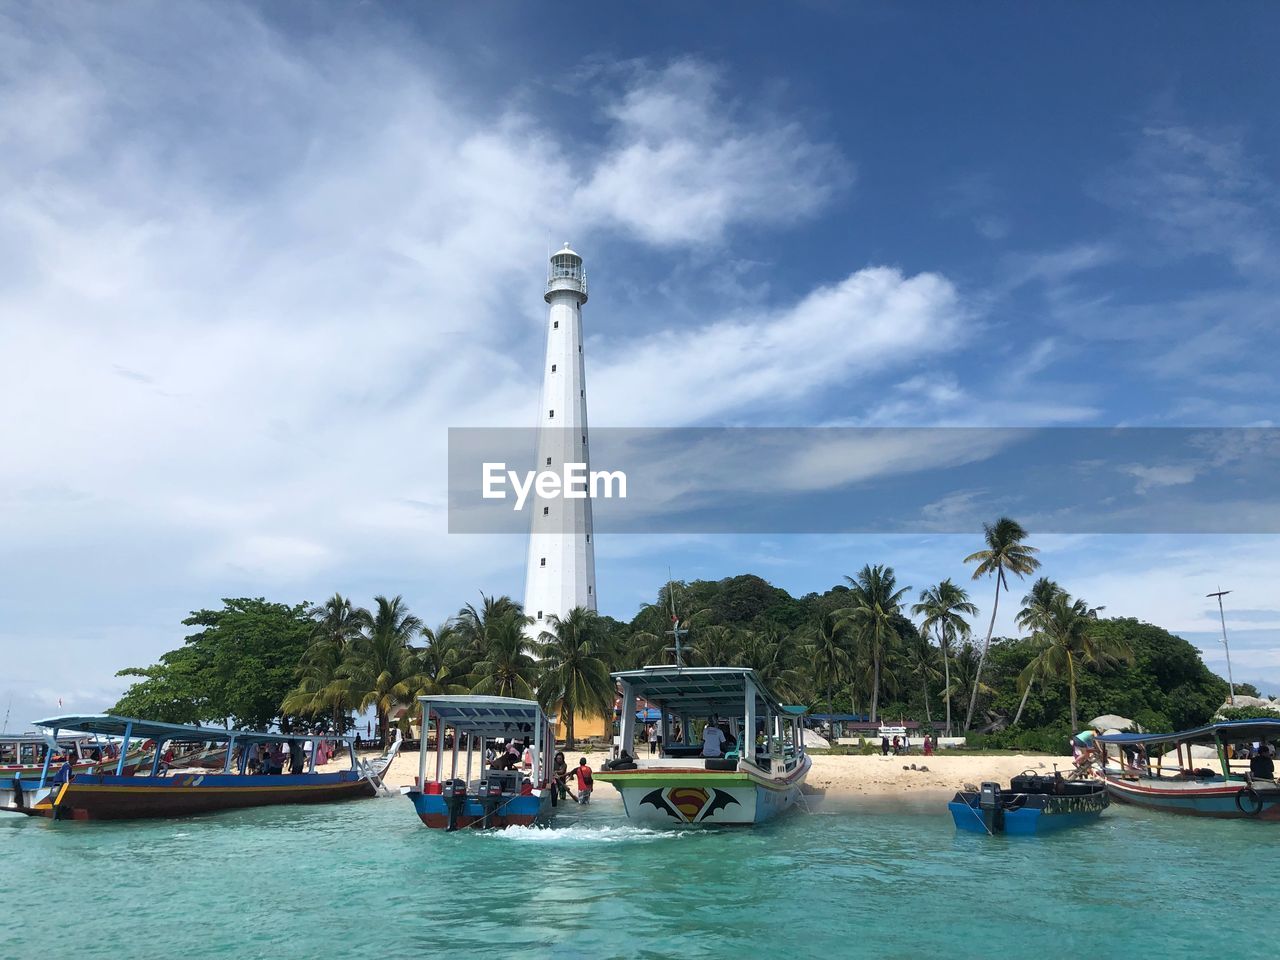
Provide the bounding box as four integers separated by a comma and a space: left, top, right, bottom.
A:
1, 715, 399, 821
1096, 718, 1280, 820
594, 666, 811, 827
949, 772, 1108, 835
404, 696, 557, 830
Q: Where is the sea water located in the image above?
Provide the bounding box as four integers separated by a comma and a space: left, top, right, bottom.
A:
1, 790, 1271, 959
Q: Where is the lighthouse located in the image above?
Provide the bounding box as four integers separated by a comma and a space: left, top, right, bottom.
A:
522, 244, 597, 639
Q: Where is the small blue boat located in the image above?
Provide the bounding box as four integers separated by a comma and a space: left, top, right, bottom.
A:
949, 772, 1108, 835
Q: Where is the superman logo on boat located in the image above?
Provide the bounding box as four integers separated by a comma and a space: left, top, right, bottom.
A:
640, 786, 739, 823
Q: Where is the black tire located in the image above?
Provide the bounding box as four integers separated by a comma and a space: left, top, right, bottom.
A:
1235, 786, 1263, 816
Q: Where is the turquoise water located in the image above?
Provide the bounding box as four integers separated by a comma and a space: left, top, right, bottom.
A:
2, 790, 1272, 959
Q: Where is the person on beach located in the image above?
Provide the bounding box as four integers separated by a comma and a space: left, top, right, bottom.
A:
880, 735, 890, 756
553, 751, 568, 799
647, 724, 659, 756
923, 737, 934, 757
702, 720, 727, 758
574, 758, 593, 803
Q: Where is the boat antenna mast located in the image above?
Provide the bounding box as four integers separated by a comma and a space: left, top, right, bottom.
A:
664, 572, 687, 668
1207, 587, 1236, 705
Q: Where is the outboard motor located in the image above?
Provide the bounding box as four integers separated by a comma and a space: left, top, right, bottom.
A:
979, 781, 1004, 833
442, 778, 467, 832
478, 777, 503, 829
11, 773, 24, 811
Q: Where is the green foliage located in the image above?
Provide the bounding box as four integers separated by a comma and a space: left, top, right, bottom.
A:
114, 598, 313, 727
1217, 705, 1280, 722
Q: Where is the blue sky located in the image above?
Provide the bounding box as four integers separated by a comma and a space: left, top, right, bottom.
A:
2, 2, 1278, 727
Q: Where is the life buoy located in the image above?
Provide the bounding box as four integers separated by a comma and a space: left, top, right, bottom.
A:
1235, 786, 1264, 816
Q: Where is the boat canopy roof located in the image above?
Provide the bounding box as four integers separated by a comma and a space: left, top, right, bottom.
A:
34, 715, 359, 745
611, 666, 802, 716
418, 696, 552, 737
1097, 718, 1280, 747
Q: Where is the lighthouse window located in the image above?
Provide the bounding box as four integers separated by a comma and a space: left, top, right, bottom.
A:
549, 409, 554, 418
588, 585, 593, 595
537, 610, 542, 620
586, 534, 591, 543
578, 344, 582, 353
553, 321, 559, 329
581, 435, 586, 444
543, 506, 549, 516
540, 558, 546, 567
551, 364, 556, 372
580, 390, 584, 397
546, 457, 551, 466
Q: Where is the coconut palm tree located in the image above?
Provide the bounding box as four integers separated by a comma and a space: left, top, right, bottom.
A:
1010, 578, 1065, 726
904, 634, 943, 726
946, 643, 994, 711
471, 610, 537, 699
912, 579, 977, 737
839, 564, 910, 723
456, 594, 522, 661
282, 593, 369, 731
333, 595, 422, 744
804, 611, 854, 714
535, 607, 615, 749
693, 624, 741, 667
1018, 591, 1123, 730
409, 620, 470, 702
962, 517, 1041, 731
739, 624, 802, 702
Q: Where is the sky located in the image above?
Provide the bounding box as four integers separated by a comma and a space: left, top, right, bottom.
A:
2, 2, 1279, 728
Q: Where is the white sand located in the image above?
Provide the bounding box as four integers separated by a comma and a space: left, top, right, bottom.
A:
366, 749, 1063, 796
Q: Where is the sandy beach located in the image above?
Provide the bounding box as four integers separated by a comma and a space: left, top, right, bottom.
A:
368, 749, 1065, 797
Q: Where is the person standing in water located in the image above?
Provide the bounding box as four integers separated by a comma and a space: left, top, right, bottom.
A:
574, 757, 593, 804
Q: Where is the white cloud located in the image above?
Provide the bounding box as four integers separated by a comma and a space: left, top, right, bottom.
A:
1122, 463, 1199, 494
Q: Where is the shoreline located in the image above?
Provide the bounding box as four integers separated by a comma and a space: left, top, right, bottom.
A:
370, 750, 1063, 797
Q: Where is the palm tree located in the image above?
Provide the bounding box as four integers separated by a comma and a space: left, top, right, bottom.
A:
409, 620, 470, 702
739, 625, 802, 702
456, 594, 521, 661
804, 611, 853, 714
535, 607, 615, 749
839, 564, 910, 723
912, 579, 977, 737
333, 595, 422, 743
471, 610, 537, 699
693, 624, 741, 667
962, 517, 1041, 731
946, 643, 994, 711
282, 593, 369, 731
1018, 592, 1131, 730
904, 634, 942, 726
1010, 578, 1065, 726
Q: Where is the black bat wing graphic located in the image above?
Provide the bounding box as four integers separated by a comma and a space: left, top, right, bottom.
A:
640, 788, 681, 820
697, 789, 741, 822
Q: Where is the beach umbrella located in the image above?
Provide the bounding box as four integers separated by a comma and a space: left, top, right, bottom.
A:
1089, 714, 1138, 732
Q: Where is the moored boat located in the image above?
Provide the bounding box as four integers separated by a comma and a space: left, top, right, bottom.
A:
404, 695, 557, 830
1096, 718, 1280, 820
1, 715, 397, 821
594, 666, 811, 827
949, 772, 1108, 835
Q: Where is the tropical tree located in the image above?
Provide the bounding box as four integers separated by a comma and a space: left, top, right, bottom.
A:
470, 610, 537, 699
904, 634, 942, 726
456, 594, 521, 661
1010, 578, 1065, 726
946, 643, 994, 712
739, 624, 802, 702
839, 564, 910, 723
283, 593, 369, 731
962, 517, 1041, 731
803, 611, 853, 714
409, 620, 470, 701
332, 595, 422, 744
693, 624, 741, 667
1018, 592, 1127, 730
535, 607, 615, 749
912, 579, 977, 737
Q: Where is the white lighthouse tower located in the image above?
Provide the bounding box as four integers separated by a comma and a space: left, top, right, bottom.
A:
522, 243, 597, 639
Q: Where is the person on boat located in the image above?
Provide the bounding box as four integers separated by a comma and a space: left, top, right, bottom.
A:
490, 750, 519, 772
1071, 727, 1103, 767
1250, 745, 1275, 781
553, 751, 568, 799
289, 741, 305, 774
574, 758, 593, 804
647, 724, 659, 756
702, 720, 727, 758
521, 744, 534, 770
672, 722, 683, 744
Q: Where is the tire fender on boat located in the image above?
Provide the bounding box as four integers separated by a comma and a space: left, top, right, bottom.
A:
1235, 786, 1263, 817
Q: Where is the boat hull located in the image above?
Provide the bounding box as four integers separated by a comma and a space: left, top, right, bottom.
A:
949, 791, 1108, 835
406, 788, 555, 829
8, 771, 377, 821
1104, 775, 1280, 820
596, 756, 811, 827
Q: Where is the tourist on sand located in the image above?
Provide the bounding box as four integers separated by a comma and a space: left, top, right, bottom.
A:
702, 720, 727, 758
923, 736, 934, 757
553, 751, 568, 799
880, 735, 890, 756
891, 735, 900, 755
574, 758, 593, 804
647, 724, 659, 756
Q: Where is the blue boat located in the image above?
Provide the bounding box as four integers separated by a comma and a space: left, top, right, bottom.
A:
405, 696, 558, 830
949, 772, 1108, 835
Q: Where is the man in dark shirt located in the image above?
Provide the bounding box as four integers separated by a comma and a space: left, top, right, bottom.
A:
1249, 745, 1275, 780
